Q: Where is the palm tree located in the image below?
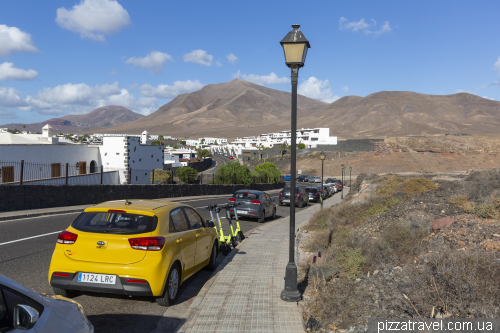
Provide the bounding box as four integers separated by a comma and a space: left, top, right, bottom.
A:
256, 143, 264, 160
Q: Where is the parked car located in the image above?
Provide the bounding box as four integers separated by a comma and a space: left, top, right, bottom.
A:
228, 156, 234, 160
325, 178, 337, 184
305, 187, 321, 202
330, 179, 343, 191
48, 199, 219, 307
229, 190, 276, 222
296, 175, 309, 182
0, 274, 94, 332
310, 176, 322, 183
322, 184, 332, 198
327, 183, 337, 194
284, 174, 291, 181
279, 185, 308, 207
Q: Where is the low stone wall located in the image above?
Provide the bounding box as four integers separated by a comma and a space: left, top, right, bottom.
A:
187, 158, 213, 172
0, 182, 285, 212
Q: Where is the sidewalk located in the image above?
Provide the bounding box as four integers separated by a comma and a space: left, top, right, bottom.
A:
176, 190, 348, 333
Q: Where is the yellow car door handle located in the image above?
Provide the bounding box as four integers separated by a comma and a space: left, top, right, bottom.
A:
176, 239, 182, 244
196, 234, 200, 238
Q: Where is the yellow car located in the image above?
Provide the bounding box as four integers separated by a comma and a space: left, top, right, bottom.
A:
48, 199, 218, 306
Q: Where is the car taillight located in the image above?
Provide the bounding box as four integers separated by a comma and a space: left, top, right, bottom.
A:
297, 193, 301, 197
53, 272, 70, 277
251, 200, 261, 205
280, 191, 282, 195
57, 230, 78, 244
125, 279, 147, 284
128, 237, 165, 251
229, 198, 236, 202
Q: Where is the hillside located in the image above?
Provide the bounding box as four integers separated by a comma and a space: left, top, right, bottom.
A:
1, 106, 143, 132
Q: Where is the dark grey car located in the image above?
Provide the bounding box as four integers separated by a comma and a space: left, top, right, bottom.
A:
279, 185, 309, 208
0, 274, 94, 332
229, 190, 277, 223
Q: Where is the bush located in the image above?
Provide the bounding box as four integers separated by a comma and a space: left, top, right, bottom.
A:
177, 167, 198, 184
298, 143, 306, 149
215, 162, 253, 185
253, 162, 281, 184
150, 169, 171, 184
336, 247, 366, 280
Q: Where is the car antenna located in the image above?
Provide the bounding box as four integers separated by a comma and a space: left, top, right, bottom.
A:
125, 189, 131, 206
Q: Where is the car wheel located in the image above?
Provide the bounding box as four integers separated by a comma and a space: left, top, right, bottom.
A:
271, 208, 276, 219
156, 263, 181, 306
53, 287, 77, 298
204, 242, 217, 271
258, 211, 265, 223
298, 200, 304, 208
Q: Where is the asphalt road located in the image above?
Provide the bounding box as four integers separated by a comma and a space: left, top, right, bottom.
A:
0, 188, 344, 333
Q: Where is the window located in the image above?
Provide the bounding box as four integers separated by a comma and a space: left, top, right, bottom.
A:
105, 152, 107, 156
72, 212, 156, 234
51, 163, 61, 178
233, 192, 259, 199
79, 161, 87, 175
183, 208, 205, 229
169, 208, 188, 232
0, 289, 10, 332
116, 152, 120, 155
311, 138, 318, 141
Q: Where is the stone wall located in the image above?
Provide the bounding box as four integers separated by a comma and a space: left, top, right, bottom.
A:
187, 158, 213, 172
0, 182, 285, 212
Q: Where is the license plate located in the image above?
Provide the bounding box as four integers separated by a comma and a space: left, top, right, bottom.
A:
283, 199, 290, 202
78, 272, 116, 285
237, 210, 248, 214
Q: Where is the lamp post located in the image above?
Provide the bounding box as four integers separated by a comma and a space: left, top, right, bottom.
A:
350, 166, 352, 188
341, 164, 345, 199
320, 151, 326, 209
280, 24, 310, 303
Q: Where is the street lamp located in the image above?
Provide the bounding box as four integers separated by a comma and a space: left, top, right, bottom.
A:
320, 151, 326, 209
280, 24, 311, 303
350, 166, 352, 188
341, 164, 345, 199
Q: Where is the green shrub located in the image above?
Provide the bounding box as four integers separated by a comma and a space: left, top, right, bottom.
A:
297, 143, 306, 149
215, 162, 253, 185
150, 169, 171, 184
177, 167, 198, 184
336, 248, 366, 280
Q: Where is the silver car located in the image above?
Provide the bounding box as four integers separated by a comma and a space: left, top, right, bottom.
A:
229, 190, 277, 223
310, 176, 322, 183
0, 274, 94, 332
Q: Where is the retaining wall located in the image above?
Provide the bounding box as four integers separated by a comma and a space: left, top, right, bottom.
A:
0, 182, 285, 212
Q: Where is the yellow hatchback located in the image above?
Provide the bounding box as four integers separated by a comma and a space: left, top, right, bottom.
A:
48, 199, 218, 306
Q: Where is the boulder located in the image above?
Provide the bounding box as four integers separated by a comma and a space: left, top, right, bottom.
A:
432, 216, 455, 231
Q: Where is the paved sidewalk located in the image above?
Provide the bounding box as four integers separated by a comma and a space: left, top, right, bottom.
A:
177, 190, 349, 333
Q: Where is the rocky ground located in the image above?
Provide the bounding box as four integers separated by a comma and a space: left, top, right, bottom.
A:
297, 172, 500, 333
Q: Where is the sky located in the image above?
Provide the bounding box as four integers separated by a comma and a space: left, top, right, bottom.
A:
1, 0, 500, 125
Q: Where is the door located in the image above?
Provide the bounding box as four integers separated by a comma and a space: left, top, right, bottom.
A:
79, 161, 87, 175
51, 163, 61, 178
183, 207, 212, 266
1, 166, 14, 183
263, 193, 272, 217
169, 208, 197, 275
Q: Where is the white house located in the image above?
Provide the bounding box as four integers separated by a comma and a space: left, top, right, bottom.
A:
0, 127, 164, 185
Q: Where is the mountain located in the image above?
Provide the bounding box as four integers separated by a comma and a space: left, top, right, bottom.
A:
89, 79, 329, 138
303, 91, 500, 138
1, 106, 144, 133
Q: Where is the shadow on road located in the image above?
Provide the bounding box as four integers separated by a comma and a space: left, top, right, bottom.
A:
87, 313, 185, 333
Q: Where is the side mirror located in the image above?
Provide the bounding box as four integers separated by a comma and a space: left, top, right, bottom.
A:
14, 304, 39, 330
207, 220, 215, 228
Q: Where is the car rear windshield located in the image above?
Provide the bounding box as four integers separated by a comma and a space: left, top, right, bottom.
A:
71, 212, 157, 235
233, 192, 259, 199
305, 188, 318, 193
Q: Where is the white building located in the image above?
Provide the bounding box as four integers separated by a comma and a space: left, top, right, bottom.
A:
185, 137, 228, 147
0, 127, 164, 185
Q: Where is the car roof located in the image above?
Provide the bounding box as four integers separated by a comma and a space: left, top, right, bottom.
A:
235, 190, 263, 194
85, 199, 178, 215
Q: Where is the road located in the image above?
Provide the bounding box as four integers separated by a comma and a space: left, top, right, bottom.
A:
0, 188, 343, 333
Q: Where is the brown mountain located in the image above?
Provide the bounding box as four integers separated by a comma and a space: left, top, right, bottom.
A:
302, 91, 500, 138
1, 106, 144, 133
91, 79, 329, 138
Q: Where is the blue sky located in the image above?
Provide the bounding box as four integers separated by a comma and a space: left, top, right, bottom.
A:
1, 0, 500, 125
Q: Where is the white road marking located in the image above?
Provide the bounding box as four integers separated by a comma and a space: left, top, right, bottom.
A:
0, 211, 81, 223
0, 231, 61, 246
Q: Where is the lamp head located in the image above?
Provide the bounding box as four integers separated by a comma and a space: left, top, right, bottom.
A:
280, 24, 311, 68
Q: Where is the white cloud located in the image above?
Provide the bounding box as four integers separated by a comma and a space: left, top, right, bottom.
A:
56, 0, 131, 41
298, 77, 339, 103
0, 24, 39, 56
110, 70, 117, 75
29, 82, 121, 106
226, 53, 238, 65
0, 62, 38, 81
129, 83, 138, 90
216, 61, 223, 67
339, 17, 392, 36
140, 80, 204, 99
495, 57, 500, 76
341, 86, 349, 93
125, 51, 173, 74
232, 70, 289, 85
0, 109, 17, 119
0, 85, 27, 107
183, 50, 213, 66
106, 89, 157, 115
